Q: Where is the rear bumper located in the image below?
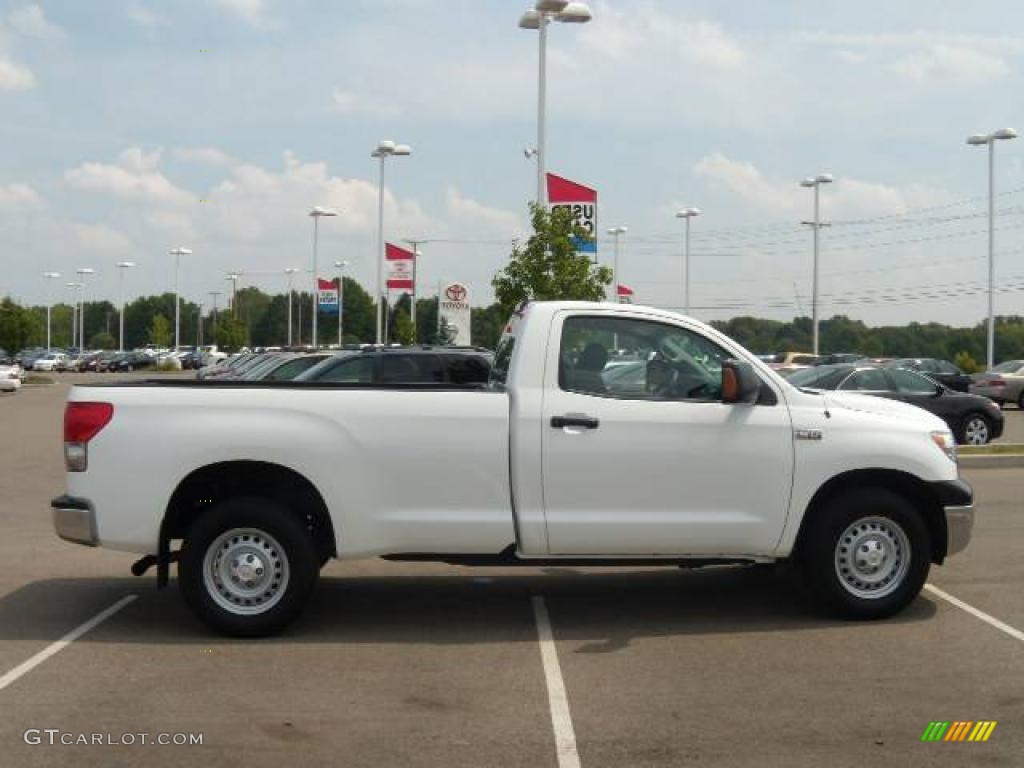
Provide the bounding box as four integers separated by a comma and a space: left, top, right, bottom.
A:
51, 494, 98, 546
930, 479, 974, 558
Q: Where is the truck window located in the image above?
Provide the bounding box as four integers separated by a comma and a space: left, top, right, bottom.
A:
559, 315, 729, 401
446, 355, 490, 385
380, 354, 443, 384
316, 356, 375, 383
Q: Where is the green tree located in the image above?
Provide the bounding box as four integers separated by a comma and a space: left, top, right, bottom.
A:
0, 297, 35, 354
88, 331, 117, 350
492, 202, 612, 318
215, 314, 249, 351
148, 314, 172, 347
392, 307, 415, 345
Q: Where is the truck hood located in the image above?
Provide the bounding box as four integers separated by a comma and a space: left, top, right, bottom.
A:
820, 390, 944, 428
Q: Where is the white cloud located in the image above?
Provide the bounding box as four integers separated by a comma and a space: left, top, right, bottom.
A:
0, 56, 35, 90
894, 44, 1009, 85
172, 146, 236, 167
7, 4, 64, 40
211, 0, 269, 28
445, 187, 522, 236
580, 6, 746, 71
126, 2, 165, 28
693, 152, 958, 218
330, 88, 401, 117
0, 182, 42, 210
64, 147, 193, 206
797, 30, 1024, 55
66, 222, 134, 256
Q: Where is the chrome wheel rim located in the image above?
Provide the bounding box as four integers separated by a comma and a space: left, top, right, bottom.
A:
834, 516, 910, 600
964, 417, 989, 445
203, 528, 290, 615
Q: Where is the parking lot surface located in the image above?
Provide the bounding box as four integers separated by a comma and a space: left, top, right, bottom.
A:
1, 378, 1021, 767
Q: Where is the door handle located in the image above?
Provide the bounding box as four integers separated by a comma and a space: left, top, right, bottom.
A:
551, 415, 600, 430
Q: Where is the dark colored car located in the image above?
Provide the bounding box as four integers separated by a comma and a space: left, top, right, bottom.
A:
296, 346, 492, 386
107, 352, 157, 372
813, 353, 865, 366
788, 364, 1004, 445
244, 353, 332, 381
885, 358, 971, 392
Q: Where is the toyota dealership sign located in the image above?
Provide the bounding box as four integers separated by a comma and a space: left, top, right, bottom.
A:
439, 282, 471, 344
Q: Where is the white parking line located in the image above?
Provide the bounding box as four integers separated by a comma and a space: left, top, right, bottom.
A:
0, 594, 137, 693
925, 583, 1024, 643
532, 595, 581, 768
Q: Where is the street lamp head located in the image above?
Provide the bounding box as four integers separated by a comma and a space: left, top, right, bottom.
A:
800, 178, 817, 187
518, 9, 541, 29
309, 206, 339, 217
335, 260, 349, 268
535, 0, 569, 12
169, 247, 192, 256
993, 127, 1018, 141
966, 133, 990, 146
607, 226, 627, 235
43, 271, 61, 278
77, 267, 95, 276
676, 208, 701, 218
392, 144, 412, 156
555, 2, 592, 23
66, 282, 82, 288
284, 268, 298, 275
815, 173, 833, 184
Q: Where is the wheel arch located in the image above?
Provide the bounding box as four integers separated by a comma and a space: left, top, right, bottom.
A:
162, 460, 337, 576
794, 469, 947, 565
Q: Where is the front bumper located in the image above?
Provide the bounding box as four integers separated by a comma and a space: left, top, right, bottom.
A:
51, 495, 98, 546
930, 479, 974, 557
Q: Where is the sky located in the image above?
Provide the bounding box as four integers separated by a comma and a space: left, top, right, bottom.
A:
1, 0, 1024, 326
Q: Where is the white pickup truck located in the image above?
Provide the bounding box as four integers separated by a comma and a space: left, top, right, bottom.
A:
52, 301, 974, 636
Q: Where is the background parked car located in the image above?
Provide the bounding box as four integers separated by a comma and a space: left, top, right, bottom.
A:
106, 351, 157, 372
32, 352, 67, 372
970, 360, 1024, 408
244, 353, 332, 381
0, 363, 22, 392
788, 363, 1004, 444
769, 351, 820, 377
884, 358, 971, 392
296, 347, 492, 385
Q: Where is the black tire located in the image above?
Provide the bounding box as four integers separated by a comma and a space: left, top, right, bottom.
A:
797, 487, 930, 620
179, 497, 319, 637
957, 412, 992, 445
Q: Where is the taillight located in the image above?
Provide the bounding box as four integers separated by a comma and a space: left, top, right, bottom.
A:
64, 402, 113, 471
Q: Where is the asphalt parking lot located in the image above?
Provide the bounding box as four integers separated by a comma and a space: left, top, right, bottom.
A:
0, 377, 1021, 767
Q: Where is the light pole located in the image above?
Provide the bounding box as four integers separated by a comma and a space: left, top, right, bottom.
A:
284, 268, 298, 347
308, 206, 338, 348
402, 238, 425, 338
606, 226, 627, 302
518, 1, 593, 205
208, 291, 221, 345
115, 261, 136, 352
334, 260, 349, 346
675, 208, 701, 316
66, 283, 82, 348
800, 174, 833, 355
967, 128, 1018, 369
75, 268, 95, 351
372, 140, 411, 344
169, 247, 191, 351
42, 272, 61, 350
226, 273, 240, 318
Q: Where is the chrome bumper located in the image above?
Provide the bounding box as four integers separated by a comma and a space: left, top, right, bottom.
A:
51, 495, 98, 546
944, 505, 975, 557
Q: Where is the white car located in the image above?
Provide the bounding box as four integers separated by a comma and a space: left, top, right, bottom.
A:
32, 352, 66, 372
52, 301, 972, 636
0, 364, 22, 392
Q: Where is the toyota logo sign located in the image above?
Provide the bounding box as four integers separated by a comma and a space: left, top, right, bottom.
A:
445, 283, 467, 303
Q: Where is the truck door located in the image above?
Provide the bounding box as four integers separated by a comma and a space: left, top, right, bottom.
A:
540, 311, 794, 556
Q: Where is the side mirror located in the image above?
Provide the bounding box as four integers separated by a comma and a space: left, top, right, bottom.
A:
722, 359, 761, 404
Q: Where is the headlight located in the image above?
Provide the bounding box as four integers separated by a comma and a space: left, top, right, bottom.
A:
930, 430, 957, 463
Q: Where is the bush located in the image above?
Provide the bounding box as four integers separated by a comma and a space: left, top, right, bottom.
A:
954, 351, 983, 374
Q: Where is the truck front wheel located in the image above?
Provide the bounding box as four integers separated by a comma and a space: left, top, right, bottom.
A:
179, 497, 319, 636
798, 488, 930, 620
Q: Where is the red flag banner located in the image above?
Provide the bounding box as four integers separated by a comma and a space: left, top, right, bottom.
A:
616, 283, 634, 303
386, 243, 415, 291
317, 277, 339, 313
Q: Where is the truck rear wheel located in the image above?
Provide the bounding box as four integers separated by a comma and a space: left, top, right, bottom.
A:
798, 488, 930, 620
179, 497, 318, 637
